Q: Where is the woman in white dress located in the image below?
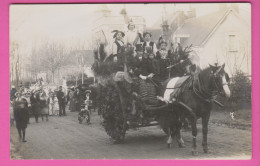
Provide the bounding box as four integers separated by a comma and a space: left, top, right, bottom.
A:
124, 20, 140, 47
53, 94, 59, 116
48, 93, 54, 115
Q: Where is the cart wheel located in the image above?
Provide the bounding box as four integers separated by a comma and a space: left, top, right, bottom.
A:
102, 83, 126, 143
78, 116, 83, 124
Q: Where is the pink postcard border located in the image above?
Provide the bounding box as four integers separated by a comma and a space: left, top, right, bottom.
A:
0, 0, 259, 165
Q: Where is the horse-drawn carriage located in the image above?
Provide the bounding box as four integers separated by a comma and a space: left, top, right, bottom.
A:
93, 43, 231, 155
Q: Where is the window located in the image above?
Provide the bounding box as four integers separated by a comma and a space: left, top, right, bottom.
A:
228, 34, 238, 52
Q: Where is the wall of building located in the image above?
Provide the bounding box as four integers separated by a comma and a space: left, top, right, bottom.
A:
92, 14, 145, 45
197, 10, 251, 76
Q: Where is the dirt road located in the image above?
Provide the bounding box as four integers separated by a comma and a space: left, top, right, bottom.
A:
10, 110, 251, 159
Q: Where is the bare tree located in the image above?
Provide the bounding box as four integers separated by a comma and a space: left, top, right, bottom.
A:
10, 41, 21, 88
37, 42, 71, 83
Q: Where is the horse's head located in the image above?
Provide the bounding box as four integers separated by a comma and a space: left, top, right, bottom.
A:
209, 64, 231, 98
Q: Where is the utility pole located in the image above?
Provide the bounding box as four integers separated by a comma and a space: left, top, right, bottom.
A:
81, 53, 84, 84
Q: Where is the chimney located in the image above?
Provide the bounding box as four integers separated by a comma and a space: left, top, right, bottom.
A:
120, 8, 129, 24
219, 3, 228, 11
186, 5, 196, 19
230, 3, 239, 13
94, 4, 111, 19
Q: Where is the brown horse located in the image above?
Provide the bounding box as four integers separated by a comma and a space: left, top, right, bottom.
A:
161, 64, 231, 155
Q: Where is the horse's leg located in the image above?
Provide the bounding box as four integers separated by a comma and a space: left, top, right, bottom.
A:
166, 127, 173, 148
202, 113, 210, 153
174, 109, 185, 147
176, 127, 185, 148
189, 115, 198, 155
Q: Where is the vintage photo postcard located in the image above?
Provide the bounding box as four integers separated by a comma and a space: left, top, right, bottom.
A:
9, 3, 252, 159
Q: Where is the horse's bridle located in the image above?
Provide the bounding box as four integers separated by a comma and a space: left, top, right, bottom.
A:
210, 69, 230, 95
193, 74, 216, 103
193, 69, 229, 103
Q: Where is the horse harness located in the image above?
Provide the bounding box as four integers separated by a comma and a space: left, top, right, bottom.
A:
192, 73, 217, 103
165, 70, 226, 104
192, 69, 228, 104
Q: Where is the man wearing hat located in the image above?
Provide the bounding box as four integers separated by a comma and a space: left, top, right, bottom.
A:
143, 32, 157, 55
56, 86, 66, 116
112, 30, 125, 63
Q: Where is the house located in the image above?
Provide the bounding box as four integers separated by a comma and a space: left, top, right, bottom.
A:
172, 5, 251, 76
92, 4, 146, 45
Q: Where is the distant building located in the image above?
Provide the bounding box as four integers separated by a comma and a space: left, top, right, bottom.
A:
173, 5, 251, 76
151, 4, 250, 76
92, 4, 146, 45
149, 4, 197, 46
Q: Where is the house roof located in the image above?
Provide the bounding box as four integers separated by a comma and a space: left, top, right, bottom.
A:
174, 8, 241, 47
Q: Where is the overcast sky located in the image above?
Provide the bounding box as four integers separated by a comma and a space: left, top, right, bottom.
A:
10, 3, 250, 54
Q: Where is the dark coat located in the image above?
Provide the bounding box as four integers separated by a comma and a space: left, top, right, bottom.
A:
30, 94, 41, 115
10, 88, 17, 101
56, 90, 66, 105
132, 56, 143, 77
148, 59, 160, 77
158, 58, 171, 81
139, 58, 150, 76
14, 99, 29, 129
69, 90, 76, 111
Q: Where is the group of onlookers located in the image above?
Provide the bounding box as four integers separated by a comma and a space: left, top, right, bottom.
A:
67, 86, 83, 112
10, 84, 68, 142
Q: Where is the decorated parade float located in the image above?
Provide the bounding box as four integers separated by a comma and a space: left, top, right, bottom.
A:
91, 29, 231, 156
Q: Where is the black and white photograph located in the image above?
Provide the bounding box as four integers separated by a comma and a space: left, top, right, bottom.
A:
10, 3, 251, 159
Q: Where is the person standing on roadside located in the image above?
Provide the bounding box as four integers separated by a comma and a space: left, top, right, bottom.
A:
13, 97, 29, 142
10, 85, 17, 101
56, 86, 66, 116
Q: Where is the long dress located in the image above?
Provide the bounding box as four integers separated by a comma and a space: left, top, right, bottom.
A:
69, 91, 76, 112
53, 97, 59, 115
39, 97, 49, 115
48, 97, 54, 115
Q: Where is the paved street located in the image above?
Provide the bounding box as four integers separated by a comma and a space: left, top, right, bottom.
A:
10, 109, 251, 159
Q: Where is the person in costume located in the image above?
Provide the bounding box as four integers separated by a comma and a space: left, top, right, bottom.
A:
156, 39, 168, 59
125, 19, 138, 46
112, 30, 125, 63
143, 32, 157, 55
156, 40, 171, 81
